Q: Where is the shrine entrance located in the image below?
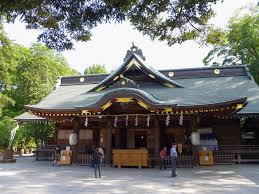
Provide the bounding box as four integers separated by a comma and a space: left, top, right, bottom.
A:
135, 131, 147, 148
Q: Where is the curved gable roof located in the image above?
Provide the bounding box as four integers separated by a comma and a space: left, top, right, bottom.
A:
88, 53, 183, 92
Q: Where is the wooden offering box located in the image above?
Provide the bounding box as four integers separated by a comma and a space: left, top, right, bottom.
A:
112, 149, 148, 168
59, 150, 72, 165
199, 151, 214, 166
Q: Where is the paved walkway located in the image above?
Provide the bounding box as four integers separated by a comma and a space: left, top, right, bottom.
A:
0, 157, 259, 194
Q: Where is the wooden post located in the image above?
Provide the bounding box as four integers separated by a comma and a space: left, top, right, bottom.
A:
72, 117, 80, 164
106, 119, 112, 166
54, 124, 58, 144
190, 115, 199, 166
154, 117, 160, 158
115, 128, 120, 148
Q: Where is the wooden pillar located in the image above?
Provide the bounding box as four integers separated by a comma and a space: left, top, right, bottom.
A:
154, 117, 160, 157
127, 129, 134, 148
190, 115, 199, 166
106, 119, 112, 166
72, 117, 80, 164
115, 128, 120, 148
53, 124, 58, 144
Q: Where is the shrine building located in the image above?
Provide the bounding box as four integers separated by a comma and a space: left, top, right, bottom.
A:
16, 45, 259, 166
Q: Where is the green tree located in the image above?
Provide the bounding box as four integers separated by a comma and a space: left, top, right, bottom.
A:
0, 0, 219, 50
13, 122, 55, 148
6, 43, 79, 115
0, 24, 79, 149
0, 23, 22, 116
84, 64, 107, 75
0, 116, 16, 149
203, 6, 259, 84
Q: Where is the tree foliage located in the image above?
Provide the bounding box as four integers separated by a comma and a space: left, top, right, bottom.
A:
0, 24, 79, 149
0, 116, 16, 149
203, 6, 259, 84
0, 0, 219, 51
13, 122, 55, 148
84, 64, 107, 75
10, 43, 79, 112
0, 23, 21, 116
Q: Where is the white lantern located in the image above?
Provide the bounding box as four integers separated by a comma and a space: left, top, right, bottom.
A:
190, 132, 200, 145
69, 133, 78, 145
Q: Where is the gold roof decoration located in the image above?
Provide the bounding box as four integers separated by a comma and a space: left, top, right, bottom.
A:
162, 108, 172, 113
101, 101, 112, 110
95, 86, 105, 92
115, 98, 134, 103
163, 82, 176, 88
236, 104, 244, 110
137, 100, 149, 110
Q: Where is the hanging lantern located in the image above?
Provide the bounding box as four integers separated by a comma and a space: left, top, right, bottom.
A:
179, 112, 183, 126
84, 116, 88, 127
125, 115, 129, 126
147, 115, 150, 127
69, 133, 78, 145
190, 132, 200, 145
165, 114, 170, 126
114, 116, 118, 127
135, 115, 138, 126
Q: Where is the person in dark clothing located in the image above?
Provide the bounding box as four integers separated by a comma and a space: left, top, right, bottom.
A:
53, 143, 61, 166
89, 145, 95, 168
159, 147, 167, 170
92, 147, 103, 178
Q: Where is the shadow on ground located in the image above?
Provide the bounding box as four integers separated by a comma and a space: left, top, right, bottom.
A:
0, 157, 258, 194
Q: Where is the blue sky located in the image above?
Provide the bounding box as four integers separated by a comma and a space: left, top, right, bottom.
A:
4, 0, 257, 73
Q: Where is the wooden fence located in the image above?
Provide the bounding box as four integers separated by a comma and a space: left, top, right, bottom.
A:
150, 154, 195, 168
218, 145, 259, 164
213, 152, 235, 165
77, 153, 195, 167
77, 153, 93, 165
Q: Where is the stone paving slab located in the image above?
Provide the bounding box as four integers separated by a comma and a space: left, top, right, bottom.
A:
0, 157, 258, 194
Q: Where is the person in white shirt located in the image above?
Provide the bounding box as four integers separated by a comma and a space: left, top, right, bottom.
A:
170, 143, 178, 177
98, 146, 104, 164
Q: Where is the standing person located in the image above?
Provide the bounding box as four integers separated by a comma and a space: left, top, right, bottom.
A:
98, 146, 104, 165
170, 143, 178, 177
89, 144, 95, 168
53, 143, 61, 166
93, 147, 103, 178
159, 147, 167, 170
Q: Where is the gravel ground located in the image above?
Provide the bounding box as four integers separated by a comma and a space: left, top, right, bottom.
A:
0, 157, 258, 194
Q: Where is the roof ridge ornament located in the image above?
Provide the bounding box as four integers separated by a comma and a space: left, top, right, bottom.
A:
124, 43, 146, 62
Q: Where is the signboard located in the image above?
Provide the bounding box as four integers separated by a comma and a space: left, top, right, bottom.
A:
79, 129, 93, 140
197, 128, 213, 134
58, 130, 73, 139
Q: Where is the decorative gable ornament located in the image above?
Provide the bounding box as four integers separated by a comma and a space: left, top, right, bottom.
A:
124, 43, 146, 62
87, 44, 183, 93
